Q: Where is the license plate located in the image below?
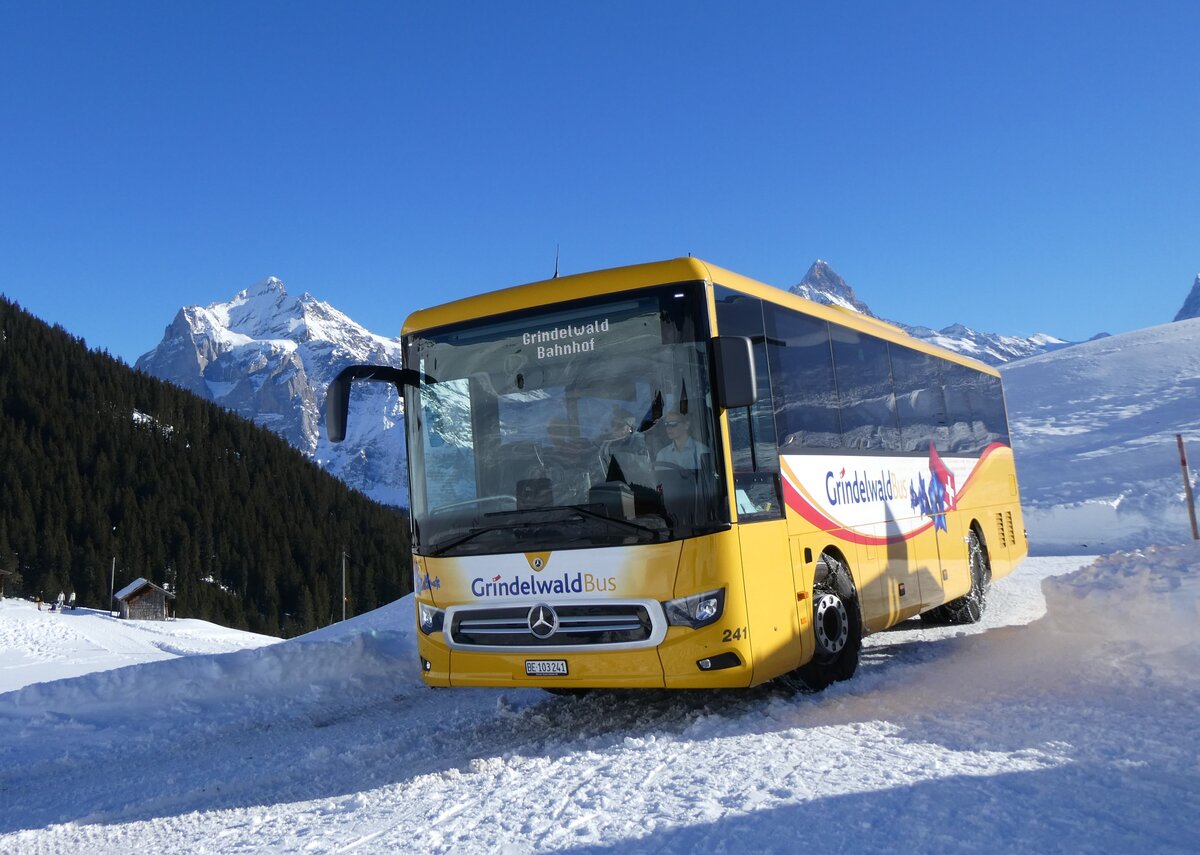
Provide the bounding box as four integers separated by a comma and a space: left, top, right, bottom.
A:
526, 659, 568, 676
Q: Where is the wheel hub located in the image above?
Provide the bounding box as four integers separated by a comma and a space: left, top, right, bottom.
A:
813, 593, 850, 658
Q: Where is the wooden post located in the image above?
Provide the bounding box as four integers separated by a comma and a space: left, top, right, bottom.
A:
1178, 434, 1199, 541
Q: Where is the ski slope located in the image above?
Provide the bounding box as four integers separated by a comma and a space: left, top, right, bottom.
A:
2, 547, 1198, 853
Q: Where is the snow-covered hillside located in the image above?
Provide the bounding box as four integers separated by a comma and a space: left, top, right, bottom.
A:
0, 602, 279, 694
1003, 317, 1200, 553
3, 546, 1198, 853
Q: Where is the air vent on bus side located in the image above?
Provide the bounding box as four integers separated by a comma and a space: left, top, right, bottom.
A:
996, 511, 1016, 549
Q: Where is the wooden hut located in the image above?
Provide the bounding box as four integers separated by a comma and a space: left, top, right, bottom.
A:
114, 578, 174, 621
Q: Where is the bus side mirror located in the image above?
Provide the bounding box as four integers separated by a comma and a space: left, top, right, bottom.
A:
713, 336, 757, 410
325, 364, 421, 443
326, 374, 352, 443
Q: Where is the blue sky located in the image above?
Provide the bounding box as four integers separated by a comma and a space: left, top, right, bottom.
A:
2, 1, 1197, 362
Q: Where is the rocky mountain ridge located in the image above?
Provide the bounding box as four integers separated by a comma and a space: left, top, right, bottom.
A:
789, 261, 1070, 364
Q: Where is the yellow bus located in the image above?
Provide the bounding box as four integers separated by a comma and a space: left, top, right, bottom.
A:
327, 258, 1027, 691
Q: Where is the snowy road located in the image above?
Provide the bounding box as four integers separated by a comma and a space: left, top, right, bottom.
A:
2, 552, 1198, 854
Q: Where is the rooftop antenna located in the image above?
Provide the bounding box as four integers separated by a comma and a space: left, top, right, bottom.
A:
553, 244, 560, 279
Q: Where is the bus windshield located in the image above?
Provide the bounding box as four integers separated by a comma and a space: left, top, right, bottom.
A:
405, 283, 726, 556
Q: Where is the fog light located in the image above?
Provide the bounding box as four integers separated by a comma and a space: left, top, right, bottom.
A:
696, 652, 741, 672
421, 657, 432, 672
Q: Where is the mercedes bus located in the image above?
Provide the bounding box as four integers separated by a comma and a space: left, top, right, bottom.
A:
326, 258, 1026, 691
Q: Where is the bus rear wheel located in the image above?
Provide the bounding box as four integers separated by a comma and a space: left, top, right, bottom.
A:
926, 528, 991, 625
793, 552, 862, 692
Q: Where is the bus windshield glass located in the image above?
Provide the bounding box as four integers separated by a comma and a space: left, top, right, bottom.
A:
405, 283, 726, 556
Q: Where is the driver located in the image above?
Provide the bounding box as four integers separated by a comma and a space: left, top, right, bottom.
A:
654, 409, 709, 470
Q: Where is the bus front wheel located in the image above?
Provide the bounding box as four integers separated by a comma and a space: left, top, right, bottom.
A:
793, 552, 863, 692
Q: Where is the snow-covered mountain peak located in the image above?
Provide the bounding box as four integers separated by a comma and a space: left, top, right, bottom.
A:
1174, 274, 1200, 322
136, 279, 407, 505
246, 275, 286, 297
787, 260, 1072, 364
215, 277, 306, 339
790, 260, 875, 316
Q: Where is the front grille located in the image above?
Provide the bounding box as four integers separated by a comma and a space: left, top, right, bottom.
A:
450, 603, 654, 648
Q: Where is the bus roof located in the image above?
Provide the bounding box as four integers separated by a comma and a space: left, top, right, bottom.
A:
401, 257, 711, 336
402, 257, 999, 376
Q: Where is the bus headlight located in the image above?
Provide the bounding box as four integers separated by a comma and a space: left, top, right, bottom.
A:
663, 588, 725, 628
417, 602, 445, 635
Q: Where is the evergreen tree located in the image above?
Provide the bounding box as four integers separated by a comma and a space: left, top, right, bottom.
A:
0, 296, 411, 634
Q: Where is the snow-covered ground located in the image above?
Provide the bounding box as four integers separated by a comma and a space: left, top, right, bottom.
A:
3, 547, 1198, 854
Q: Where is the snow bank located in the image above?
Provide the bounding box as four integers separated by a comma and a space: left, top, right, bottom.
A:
1041, 542, 1200, 681
0, 597, 420, 726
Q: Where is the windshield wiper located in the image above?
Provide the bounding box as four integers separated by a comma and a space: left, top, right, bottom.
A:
423, 505, 666, 557
423, 524, 518, 557
560, 503, 665, 539
484, 504, 665, 541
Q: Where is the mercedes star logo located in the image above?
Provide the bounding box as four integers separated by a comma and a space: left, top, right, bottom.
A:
527, 603, 559, 639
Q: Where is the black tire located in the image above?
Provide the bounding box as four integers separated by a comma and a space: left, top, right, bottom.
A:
792, 552, 863, 692
938, 528, 991, 624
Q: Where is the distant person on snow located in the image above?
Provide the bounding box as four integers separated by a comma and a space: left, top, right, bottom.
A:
56, 591, 65, 611
68, 592, 76, 610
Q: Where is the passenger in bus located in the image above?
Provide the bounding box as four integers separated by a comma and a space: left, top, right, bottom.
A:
654, 409, 710, 470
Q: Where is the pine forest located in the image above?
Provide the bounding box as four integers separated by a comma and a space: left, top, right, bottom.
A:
0, 296, 412, 636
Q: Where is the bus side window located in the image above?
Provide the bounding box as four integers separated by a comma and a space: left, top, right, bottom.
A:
764, 305, 842, 452
971, 372, 1011, 449
942, 362, 983, 454
890, 344, 949, 453
716, 287, 782, 521
830, 329, 900, 451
